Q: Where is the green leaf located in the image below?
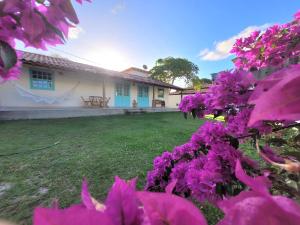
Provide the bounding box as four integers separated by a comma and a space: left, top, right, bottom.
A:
0, 41, 17, 71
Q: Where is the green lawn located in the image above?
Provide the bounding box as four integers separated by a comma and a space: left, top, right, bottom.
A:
0, 112, 204, 224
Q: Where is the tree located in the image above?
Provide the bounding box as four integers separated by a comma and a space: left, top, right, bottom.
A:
150, 57, 199, 84
189, 77, 212, 90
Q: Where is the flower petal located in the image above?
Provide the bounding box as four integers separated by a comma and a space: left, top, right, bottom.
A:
137, 191, 207, 225
34, 205, 113, 225
105, 177, 143, 225
235, 160, 271, 195
248, 65, 300, 126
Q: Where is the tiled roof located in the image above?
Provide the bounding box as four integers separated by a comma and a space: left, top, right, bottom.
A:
20, 51, 183, 90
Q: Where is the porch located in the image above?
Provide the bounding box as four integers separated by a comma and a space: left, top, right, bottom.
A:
0, 107, 180, 120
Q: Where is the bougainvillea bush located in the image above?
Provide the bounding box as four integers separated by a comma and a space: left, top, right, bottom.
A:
0, 0, 90, 82
145, 11, 300, 204
1, 1, 300, 224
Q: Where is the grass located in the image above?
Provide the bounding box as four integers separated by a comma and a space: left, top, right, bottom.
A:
0, 112, 205, 224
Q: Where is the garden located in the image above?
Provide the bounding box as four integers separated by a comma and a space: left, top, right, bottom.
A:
0, 1, 300, 225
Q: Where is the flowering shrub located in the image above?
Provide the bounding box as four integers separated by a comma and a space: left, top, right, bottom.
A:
0, 0, 90, 81
231, 11, 300, 71
146, 10, 300, 209
146, 120, 258, 202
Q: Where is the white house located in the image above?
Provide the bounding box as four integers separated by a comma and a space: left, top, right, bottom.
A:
0, 51, 183, 112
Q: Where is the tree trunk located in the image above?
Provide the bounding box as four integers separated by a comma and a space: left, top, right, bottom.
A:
171, 77, 176, 84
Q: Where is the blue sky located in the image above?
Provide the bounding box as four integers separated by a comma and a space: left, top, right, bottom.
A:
18, 0, 300, 86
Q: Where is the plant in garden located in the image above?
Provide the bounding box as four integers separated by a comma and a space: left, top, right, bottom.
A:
0, 0, 90, 82
1, 1, 300, 224
231, 10, 300, 71
145, 10, 300, 207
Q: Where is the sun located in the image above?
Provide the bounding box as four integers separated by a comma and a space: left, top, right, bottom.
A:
83, 47, 132, 71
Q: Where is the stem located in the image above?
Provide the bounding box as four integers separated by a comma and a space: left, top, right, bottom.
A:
236, 122, 300, 140
255, 139, 300, 173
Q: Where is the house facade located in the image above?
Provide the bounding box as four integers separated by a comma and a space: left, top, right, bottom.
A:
0, 52, 182, 109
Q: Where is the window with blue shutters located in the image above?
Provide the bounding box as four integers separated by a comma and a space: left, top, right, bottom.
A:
30, 69, 54, 90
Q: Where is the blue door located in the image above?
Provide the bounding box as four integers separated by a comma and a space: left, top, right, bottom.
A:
137, 85, 149, 107
115, 81, 131, 107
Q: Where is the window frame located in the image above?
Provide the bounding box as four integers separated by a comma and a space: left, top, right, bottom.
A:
29, 68, 55, 91
157, 87, 164, 98
115, 81, 130, 97
138, 85, 149, 98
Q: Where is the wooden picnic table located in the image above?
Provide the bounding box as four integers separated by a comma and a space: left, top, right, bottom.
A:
89, 96, 102, 107
81, 96, 110, 108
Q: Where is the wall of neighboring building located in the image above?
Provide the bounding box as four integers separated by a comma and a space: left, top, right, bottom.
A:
166, 94, 182, 108
0, 65, 173, 109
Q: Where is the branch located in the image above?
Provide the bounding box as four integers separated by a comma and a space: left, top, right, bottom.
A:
255, 139, 300, 173
236, 122, 300, 140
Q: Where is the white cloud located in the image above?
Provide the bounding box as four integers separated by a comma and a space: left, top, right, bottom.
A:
68, 26, 84, 39
199, 24, 271, 61
111, 1, 125, 15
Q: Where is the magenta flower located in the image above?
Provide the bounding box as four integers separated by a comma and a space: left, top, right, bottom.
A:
81, 178, 105, 211
105, 177, 144, 225
0, 0, 90, 81
294, 10, 300, 21
35, 176, 209, 225
20, 9, 45, 41
34, 205, 113, 225
217, 160, 300, 225
248, 65, 300, 126
137, 191, 207, 225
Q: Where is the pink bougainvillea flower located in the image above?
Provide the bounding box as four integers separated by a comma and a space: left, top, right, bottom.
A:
34, 179, 109, 225
81, 178, 105, 211
217, 160, 300, 225
248, 65, 300, 126
0, 0, 90, 82
137, 191, 207, 225
20, 9, 46, 41
165, 179, 177, 194
81, 178, 95, 210
0, 49, 22, 82
34, 205, 114, 225
258, 146, 300, 173
105, 176, 143, 225
294, 10, 300, 20
76, 0, 92, 4
259, 145, 285, 164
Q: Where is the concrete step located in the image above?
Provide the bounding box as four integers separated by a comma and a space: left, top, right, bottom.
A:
0, 107, 179, 120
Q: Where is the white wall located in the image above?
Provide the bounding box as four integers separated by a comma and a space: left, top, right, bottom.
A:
0, 66, 110, 108
166, 94, 181, 108
0, 65, 176, 108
